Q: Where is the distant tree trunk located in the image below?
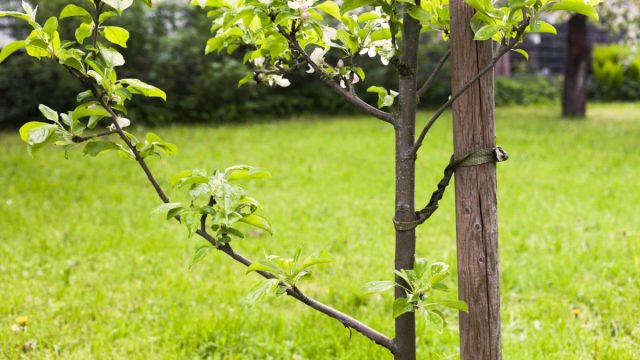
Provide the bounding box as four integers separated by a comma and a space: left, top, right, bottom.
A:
495, 52, 511, 77
562, 14, 590, 118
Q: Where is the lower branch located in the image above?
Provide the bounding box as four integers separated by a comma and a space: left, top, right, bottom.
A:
88, 89, 395, 353
196, 229, 396, 352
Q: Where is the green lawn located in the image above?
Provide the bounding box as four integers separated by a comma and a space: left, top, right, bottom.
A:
1, 104, 639, 359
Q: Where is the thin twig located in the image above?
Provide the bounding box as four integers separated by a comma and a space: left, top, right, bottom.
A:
91, 1, 103, 50
412, 18, 531, 156
71, 130, 117, 143
416, 48, 451, 100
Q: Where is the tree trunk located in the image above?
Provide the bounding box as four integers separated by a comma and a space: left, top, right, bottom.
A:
450, 1, 502, 359
562, 14, 590, 118
393, 12, 421, 360
495, 51, 511, 77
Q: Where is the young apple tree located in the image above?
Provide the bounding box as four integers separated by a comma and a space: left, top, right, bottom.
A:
1, 0, 598, 359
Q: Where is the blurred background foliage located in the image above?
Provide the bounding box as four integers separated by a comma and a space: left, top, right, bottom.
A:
0, 0, 636, 128
591, 43, 640, 101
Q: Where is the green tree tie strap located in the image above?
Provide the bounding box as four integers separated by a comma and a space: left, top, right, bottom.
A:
393, 146, 509, 231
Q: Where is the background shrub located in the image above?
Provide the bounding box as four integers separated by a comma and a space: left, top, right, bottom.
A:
591, 44, 640, 101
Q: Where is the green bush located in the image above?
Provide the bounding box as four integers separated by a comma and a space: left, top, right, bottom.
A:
495, 75, 561, 106
592, 44, 640, 101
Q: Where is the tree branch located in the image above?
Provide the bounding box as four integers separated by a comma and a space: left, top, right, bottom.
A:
196, 229, 396, 352
411, 46, 509, 155
91, 1, 103, 50
65, 70, 395, 353
416, 48, 450, 100
71, 129, 117, 143
278, 28, 397, 125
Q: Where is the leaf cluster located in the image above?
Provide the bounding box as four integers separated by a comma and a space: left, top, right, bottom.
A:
245, 250, 332, 304
366, 258, 468, 329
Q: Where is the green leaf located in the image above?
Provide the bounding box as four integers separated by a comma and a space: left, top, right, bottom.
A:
426, 309, 447, 328
245, 278, 280, 305
83, 141, 120, 156
189, 245, 212, 270
0, 11, 31, 23
512, 48, 528, 60
317, 1, 341, 20
103, 26, 129, 48
393, 298, 414, 318
102, 0, 134, 14
38, 104, 59, 123
119, 78, 167, 100
366, 86, 398, 108
407, 5, 430, 23
552, 0, 599, 20
529, 20, 557, 35
246, 260, 282, 275
75, 22, 93, 44
154, 202, 184, 215
364, 280, 395, 293
60, 4, 91, 19
19, 121, 50, 142
238, 214, 272, 234
72, 103, 109, 120
474, 24, 500, 41
224, 165, 271, 181
42, 17, 58, 36
340, 0, 369, 13
99, 46, 125, 67
299, 255, 333, 270
0, 40, 26, 64
437, 298, 469, 312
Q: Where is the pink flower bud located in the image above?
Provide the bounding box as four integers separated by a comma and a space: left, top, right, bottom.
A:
337, 59, 344, 68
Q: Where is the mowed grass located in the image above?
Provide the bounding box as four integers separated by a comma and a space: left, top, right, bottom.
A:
1, 103, 639, 359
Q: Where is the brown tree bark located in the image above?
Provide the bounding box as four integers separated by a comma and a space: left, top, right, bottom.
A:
563, 14, 590, 118
495, 51, 511, 77
393, 10, 422, 360
450, 1, 502, 359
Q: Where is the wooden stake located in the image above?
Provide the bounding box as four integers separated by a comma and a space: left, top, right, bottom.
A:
450, 1, 502, 359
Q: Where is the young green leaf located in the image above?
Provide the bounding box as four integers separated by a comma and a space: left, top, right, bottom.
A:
19, 122, 51, 142
238, 214, 272, 234
189, 245, 212, 270
0, 40, 26, 64
103, 26, 130, 48
393, 298, 414, 318
83, 141, 120, 156
364, 280, 395, 294
119, 78, 167, 100
59, 4, 91, 20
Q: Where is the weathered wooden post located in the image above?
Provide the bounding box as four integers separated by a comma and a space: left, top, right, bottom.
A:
450, 1, 502, 359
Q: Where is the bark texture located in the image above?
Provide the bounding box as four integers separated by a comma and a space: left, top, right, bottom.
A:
393, 12, 422, 360
563, 14, 590, 118
450, 1, 502, 359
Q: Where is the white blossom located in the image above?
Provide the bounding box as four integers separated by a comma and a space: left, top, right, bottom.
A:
287, 0, 313, 10
108, 117, 131, 130
268, 75, 291, 87
322, 26, 338, 47
339, 72, 359, 88
307, 48, 326, 73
